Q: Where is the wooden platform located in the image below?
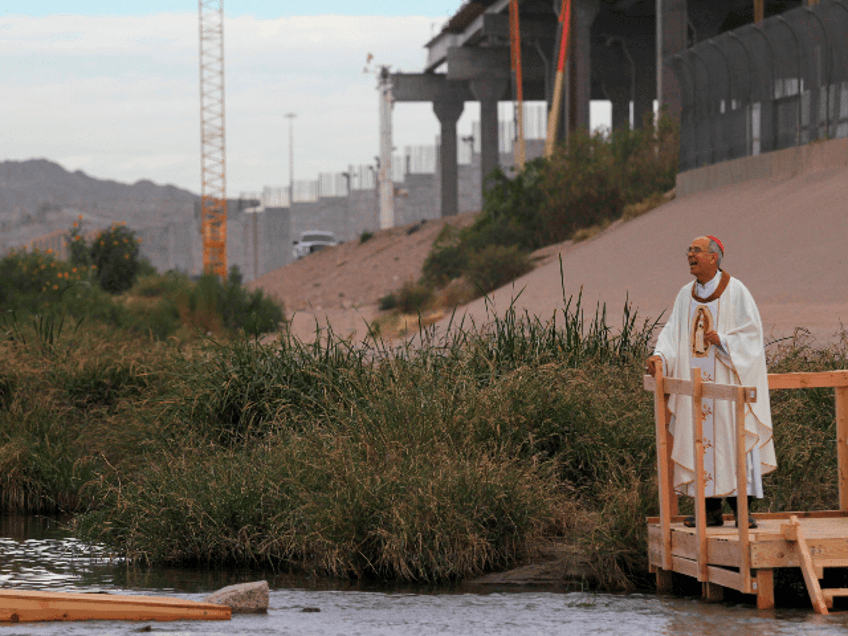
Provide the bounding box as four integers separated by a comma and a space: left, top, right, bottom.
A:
0, 589, 232, 623
648, 511, 848, 610
644, 368, 848, 614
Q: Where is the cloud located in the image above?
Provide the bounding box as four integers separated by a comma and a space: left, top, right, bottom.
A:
0, 13, 447, 194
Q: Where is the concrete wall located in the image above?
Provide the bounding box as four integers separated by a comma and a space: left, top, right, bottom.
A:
677, 137, 848, 198
137, 220, 201, 275
135, 137, 546, 280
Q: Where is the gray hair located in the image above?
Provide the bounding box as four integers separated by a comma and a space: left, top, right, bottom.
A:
707, 238, 723, 267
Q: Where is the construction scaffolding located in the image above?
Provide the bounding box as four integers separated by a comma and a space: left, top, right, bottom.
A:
198, 0, 228, 278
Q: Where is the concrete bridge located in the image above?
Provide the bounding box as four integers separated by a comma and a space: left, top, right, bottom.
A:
392, 0, 805, 217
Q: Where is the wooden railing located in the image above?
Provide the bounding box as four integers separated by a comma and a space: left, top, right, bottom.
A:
644, 365, 757, 591
645, 366, 848, 597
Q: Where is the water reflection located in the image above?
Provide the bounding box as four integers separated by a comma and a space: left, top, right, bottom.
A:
2, 515, 848, 635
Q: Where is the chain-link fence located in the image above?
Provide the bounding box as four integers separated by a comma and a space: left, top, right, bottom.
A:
673, 0, 848, 172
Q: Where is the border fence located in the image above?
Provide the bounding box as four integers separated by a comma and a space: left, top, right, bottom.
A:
673, 0, 848, 172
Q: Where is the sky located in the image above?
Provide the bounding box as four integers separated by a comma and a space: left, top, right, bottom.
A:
1, 1, 609, 198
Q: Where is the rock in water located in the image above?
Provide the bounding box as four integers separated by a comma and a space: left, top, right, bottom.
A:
204, 581, 269, 613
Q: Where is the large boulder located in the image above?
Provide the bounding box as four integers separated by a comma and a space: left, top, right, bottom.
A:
204, 580, 269, 613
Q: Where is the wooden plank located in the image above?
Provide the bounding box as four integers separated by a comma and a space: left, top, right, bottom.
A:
693, 368, 708, 582
665, 395, 679, 517
837, 387, 848, 511
736, 386, 753, 593
754, 0, 764, 23
768, 371, 848, 390
822, 589, 848, 608
652, 360, 673, 571
666, 526, 740, 567
784, 515, 829, 615
0, 590, 231, 623
671, 555, 700, 579
647, 510, 848, 523
756, 570, 775, 610
668, 559, 749, 595
658, 377, 757, 403
752, 536, 848, 569
706, 566, 745, 593
703, 582, 724, 601
815, 558, 848, 570
656, 569, 673, 594
707, 534, 743, 568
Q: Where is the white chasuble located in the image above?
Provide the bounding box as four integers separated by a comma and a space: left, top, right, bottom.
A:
654, 271, 776, 498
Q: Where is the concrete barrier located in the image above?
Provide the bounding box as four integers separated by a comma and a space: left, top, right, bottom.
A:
676, 137, 848, 198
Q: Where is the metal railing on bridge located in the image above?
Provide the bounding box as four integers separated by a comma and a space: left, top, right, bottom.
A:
672, 0, 848, 171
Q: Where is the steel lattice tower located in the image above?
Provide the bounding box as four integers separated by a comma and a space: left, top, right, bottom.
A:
198, 0, 227, 278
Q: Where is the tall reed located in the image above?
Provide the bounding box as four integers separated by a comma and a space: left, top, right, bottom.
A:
5, 289, 847, 591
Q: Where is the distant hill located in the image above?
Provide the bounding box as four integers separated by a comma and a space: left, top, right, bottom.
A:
0, 159, 198, 256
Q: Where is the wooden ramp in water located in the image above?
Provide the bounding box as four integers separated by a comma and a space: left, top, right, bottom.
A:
0, 589, 231, 623
645, 368, 848, 614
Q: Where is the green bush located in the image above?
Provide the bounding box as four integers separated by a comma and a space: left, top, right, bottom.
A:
422, 224, 467, 287
395, 280, 433, 314
471, 160, 548, 252
378, 292, 398, 311
66, 216, 92, 269
465, 245, 533, 295
90, 223, 142, 294
416, 113, 678, 307
539, 129, 623, 242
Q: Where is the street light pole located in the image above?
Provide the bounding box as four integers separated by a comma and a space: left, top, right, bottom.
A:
284, 112, 296, 207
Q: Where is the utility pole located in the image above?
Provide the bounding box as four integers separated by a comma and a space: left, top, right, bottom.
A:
285, 112, 296, 207
377, 67, 394, 230
341, 167, 352, 241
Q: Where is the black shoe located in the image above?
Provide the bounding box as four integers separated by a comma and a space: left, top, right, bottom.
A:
683, 509, 724, 527
735, 514, 758, 529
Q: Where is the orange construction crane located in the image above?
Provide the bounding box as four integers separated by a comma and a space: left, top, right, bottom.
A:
198, 0, 227, 278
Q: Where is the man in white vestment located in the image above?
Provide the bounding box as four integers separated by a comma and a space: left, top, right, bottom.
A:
646, 236, 776, 528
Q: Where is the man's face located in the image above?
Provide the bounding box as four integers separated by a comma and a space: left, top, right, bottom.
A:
687, 237, 717, 281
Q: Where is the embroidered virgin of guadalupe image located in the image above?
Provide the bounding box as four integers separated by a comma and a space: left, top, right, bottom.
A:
691, 305, 713, 357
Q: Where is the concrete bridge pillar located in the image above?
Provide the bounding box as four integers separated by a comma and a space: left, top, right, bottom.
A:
657, 0, 688, 123
568, 0, 600, 132
598, 39, 634, 130
432, 99, 465, 217
470, 76, 509, 190
390, 72, 474, 218
628, 42, 657, 128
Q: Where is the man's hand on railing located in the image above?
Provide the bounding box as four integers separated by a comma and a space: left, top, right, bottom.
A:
645, 355, 662, 377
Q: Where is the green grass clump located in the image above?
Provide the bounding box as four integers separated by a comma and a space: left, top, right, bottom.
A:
465, 245, 533, 295
69, 293, 656, 582
1, 241, 284, 341
3, 265, 847, 592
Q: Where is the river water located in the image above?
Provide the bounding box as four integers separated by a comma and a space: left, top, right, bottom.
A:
1, 515, 847, 635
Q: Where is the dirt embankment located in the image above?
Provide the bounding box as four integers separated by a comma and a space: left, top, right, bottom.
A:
248, 211, 580, 343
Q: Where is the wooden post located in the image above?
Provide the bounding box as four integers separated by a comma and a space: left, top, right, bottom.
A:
736, 386, 752, 593
703, 582, 724, 601
837, 386, 848, 512
692, 367, 708, 582
754, 0, 764, 22
783, 515, 828, 615
756, 569, 775, 610
656, 569, 673, 594
665, 394, 679, 516
652, 358, 673, 570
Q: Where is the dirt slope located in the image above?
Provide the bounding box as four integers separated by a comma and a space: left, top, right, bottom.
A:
248, 213, 478, 341
250, 159, 848, 346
